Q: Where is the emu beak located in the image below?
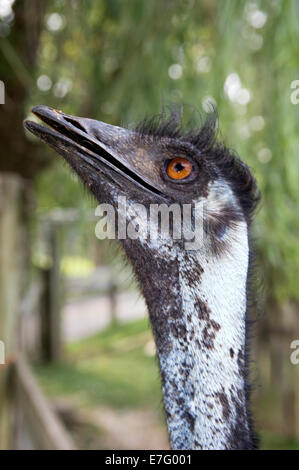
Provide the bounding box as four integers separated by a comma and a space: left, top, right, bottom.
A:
24, 105, 163, 197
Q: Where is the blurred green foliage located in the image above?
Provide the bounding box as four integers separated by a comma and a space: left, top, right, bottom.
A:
23, 0, 299, 304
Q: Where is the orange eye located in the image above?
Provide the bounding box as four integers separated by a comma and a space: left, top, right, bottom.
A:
166, 157, 193, 180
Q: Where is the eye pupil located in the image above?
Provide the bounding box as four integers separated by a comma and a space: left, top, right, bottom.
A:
166, 157, 193, 180
175, 163, 184, 172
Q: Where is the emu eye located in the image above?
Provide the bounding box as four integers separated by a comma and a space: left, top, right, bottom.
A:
166, 157, 193, 180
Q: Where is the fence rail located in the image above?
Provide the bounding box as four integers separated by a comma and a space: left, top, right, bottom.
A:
13, 356, 77, 450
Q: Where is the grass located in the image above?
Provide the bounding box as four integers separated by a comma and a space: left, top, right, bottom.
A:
34, 317, 299, 449
35, 318, 163, 410
61, 256, 95, 277
261, 432, 299, 450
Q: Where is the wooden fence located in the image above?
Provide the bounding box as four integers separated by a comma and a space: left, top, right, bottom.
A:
0, 195, 120, 449
13, 356, 76, 450
0, 177, 77, 449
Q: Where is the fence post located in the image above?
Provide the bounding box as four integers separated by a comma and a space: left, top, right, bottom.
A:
0, 174, 25, 449
109, 279, 118, 325
40, 224, 62, 362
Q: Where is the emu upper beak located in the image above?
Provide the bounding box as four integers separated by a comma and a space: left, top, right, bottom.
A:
24, 105, 163, 197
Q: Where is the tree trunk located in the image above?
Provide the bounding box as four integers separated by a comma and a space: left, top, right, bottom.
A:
0, 0, 50, 178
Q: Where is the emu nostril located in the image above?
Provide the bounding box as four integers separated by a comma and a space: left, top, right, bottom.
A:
65, 117, 86, 133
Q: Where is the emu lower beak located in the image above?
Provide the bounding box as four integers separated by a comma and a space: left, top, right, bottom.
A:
24, 106, 162, 196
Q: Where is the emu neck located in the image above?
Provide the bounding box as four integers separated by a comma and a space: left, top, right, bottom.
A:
135, 220, 255, 450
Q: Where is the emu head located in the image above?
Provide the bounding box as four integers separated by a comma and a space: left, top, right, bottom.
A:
24, 105, 258, 249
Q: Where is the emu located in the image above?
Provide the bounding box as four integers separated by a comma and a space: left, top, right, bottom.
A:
25, 105, 259, 450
